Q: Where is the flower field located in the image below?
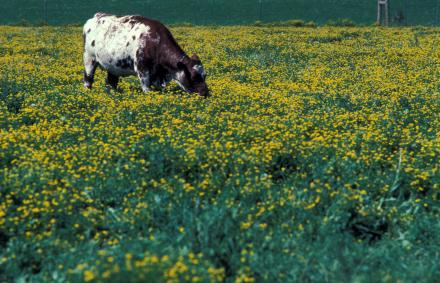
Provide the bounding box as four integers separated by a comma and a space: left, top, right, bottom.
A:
0, 25, 439, 282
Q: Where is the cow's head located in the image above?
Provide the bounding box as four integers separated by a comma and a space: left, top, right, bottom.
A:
176, 54, 209, 98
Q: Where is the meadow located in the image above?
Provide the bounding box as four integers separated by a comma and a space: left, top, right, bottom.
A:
0, 25, 439, 282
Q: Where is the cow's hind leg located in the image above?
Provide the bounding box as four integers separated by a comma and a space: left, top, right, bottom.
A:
136, 71, 151, 93
83, 52, 98, 89
106, 72, 119, 89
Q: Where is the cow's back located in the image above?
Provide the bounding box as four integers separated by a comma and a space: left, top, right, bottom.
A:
83, 14, 153, 76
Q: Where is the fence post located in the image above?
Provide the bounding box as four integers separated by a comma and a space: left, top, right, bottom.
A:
377, 0, 390, 26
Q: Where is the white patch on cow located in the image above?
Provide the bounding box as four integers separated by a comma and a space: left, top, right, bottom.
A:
83, 15, 151, 77
193, 64, 206, 78
84, 79, 93, 89
174, 71, 188, 92
137, 71, 151, 92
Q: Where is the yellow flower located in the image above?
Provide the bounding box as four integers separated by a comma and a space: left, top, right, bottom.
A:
84, 270, 95, 282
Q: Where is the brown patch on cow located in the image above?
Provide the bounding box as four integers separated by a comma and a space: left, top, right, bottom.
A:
120, 17, 138, 28
116, 56, 134, 70
91, 40, 95, 47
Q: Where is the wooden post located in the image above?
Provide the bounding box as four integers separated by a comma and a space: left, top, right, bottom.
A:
377, 0, 390, 26
385, 0, 389, 26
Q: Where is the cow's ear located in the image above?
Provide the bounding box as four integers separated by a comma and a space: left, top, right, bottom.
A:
177, 62, 190, 76
191, 53, 200, 61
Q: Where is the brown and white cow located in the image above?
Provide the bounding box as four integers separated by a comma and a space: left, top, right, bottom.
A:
83, 13, 209, 97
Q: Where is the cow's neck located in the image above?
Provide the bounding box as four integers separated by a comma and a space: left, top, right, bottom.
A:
164, 44, 188, 73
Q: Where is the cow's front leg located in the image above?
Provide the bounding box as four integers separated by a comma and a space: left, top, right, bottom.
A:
137, 71, 151, 93
106, 72, 119, 89
83, 53, 98, 89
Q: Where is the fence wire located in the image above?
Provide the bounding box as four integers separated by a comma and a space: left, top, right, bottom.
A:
2, 0, 439, 26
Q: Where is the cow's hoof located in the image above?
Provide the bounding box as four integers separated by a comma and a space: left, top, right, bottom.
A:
84, 82, 92, 89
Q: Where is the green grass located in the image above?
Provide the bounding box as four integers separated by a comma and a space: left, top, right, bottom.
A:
0, 25, 439, 282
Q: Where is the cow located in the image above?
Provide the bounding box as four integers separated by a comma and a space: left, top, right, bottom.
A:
82, 13, 209, 97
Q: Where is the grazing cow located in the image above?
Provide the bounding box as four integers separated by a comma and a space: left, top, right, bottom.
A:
82, 13, 209, 97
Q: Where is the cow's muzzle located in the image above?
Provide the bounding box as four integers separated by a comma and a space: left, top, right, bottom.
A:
196, 85, 210, 98
199, 89, 210, 98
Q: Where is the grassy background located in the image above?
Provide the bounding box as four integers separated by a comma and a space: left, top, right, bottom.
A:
1, 0, 440, 26
0, 25, 439, 282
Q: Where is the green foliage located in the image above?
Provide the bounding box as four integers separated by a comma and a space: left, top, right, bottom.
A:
251, 19, 318, 27
0, 25, 439, 282
1, 0, 439, 26
325, 18, 357, 27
